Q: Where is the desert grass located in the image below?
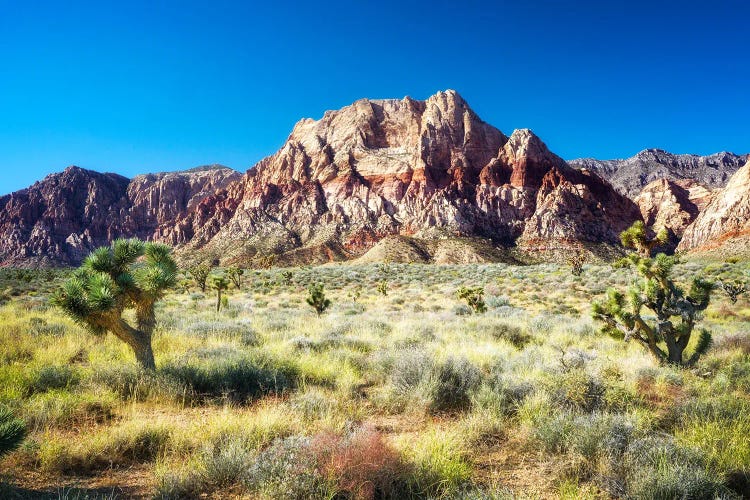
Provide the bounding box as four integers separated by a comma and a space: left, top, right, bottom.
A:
0, 260, 748, 498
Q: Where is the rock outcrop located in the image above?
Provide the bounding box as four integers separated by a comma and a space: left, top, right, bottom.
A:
570, 149, 748, 199
677, 160, 750, 254
634, 178, 712, 241
0, 165, 239, 266
184, 90, 640, 264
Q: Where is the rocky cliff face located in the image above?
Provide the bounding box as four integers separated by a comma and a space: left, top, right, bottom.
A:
570, 149, 748, 199
677, 160, 750, 253
634, 178, 712, 242
0, 166, 239, 266
184, 90, 640, 264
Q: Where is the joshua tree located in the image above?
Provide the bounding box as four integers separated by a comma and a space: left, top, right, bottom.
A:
306, 283, 331, 316
188, 264, 211, 293
717, 279, 747, 303
620, 221, 669, 257
569, 251, 585, 277
226, 266, 244, 289
0, 405, 26, 459
212, 275, 230, 312
457, 286, 487, 314
53, 239, 177, 370
377, 280, 389, 296
281, 271, 294, 286
592, 253, 714, 366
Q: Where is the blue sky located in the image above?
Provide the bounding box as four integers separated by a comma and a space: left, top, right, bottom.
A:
0, 0, 747, 194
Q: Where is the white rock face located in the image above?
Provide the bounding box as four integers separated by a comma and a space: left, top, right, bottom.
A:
678, 160, 750, 252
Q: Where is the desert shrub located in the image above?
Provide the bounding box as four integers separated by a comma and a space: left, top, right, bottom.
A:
40, 421, 172, 473
23, 390, 116, 429
27, 364, 80, 394
427, 357, 482, 413
400, 428, 472, 498
197, 435, 254, 488
389, 349, 433, 395
487, 323, 531, 348
289, 388, 336, 420
547, 369, 605, 412
28, 317, 67, 337
154, 466, 203, 499
245, 436, 327, 499
311, 426, 406, 499
477, 374, 534, 415
622, 436, 727, 499
453, 304, 473, 316
88, 364, 187, 402
161, 349, 297, 402
532, 411, 576, 453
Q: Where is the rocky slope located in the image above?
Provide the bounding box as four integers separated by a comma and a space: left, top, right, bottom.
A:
182, 90, 640, 264
634, 178, 712, 243
677, 160, 750, 254
0, 166, 239, 266
570, 150, 748, 199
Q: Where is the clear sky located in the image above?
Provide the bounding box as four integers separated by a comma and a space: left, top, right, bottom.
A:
0, 0, 747, 194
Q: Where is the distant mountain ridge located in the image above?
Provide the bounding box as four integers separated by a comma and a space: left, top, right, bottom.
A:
570, 149, 749, 199
0, 90, 745, 266
0, 166, 240, 266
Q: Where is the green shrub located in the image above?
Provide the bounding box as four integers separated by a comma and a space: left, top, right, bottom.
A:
427, 357, 482, 414
487, 323, 531, 349
623, 436, 727, 499
161, 348, 297, 403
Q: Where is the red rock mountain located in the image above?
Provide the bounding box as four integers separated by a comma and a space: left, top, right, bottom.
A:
0, 166, 240, 266
0, 90, 642, 266
677, 160, 750, 254
181, 90, 640, 263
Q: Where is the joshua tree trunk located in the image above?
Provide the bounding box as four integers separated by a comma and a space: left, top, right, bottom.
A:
109, 319, 156, 370
216, 289, 222, 312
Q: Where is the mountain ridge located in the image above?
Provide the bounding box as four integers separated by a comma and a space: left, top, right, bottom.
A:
0, 90, 744, 266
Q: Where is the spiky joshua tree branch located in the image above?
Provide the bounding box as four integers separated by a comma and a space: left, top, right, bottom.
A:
592, 253, 714, 366
52, 238, 177, 370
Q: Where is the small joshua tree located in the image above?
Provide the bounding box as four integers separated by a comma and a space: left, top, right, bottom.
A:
569, 251, 585, 277
226, 266, 244, 289
281, 271, 294, 286
592, 253, 714, 366
53, 239, 177, 370
189, 264, 211, 293
717, 279, 747, 303
306, 283, 331, 316
620, 221, 669, 257
212, 275, 230, 312
457, 286, 487, 314
348, 286, 362, 303
0, 405, 26, 459
377, 280, 389, 296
